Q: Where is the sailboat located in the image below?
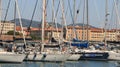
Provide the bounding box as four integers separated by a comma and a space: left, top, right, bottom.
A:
40, 0, 70, 62
79, 0, 120, 61
0, 50, 25, 63
25, 0, 70, 62
65, 0, 110, 61
0, 0, 25, 63
103, 0, 120, 61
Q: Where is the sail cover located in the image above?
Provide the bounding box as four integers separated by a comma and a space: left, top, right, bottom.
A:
71, 39, 89, 48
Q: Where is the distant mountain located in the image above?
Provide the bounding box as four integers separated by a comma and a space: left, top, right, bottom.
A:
11, 18, 41, 28
49, 23, 62, 28
46, 22, 62, 28
11, 18, 97, 28
11, 18, 62, 28
68, 23, 97, 28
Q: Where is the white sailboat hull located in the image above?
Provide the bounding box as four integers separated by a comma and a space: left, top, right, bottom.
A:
67, 54, 81, 61
44, 54, 70, 62
0, 52, 25, 63
25, 53, 70, 62
108, 51, 120, 61
24, 53, 45, 61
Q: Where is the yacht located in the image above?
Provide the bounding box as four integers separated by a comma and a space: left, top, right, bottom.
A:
40, 43, 71, 62
105, 51, 120, 61
24, 42, 70, 62
0, 46, 25, 63
0, 51, 25, 63
79, 49, 109, 61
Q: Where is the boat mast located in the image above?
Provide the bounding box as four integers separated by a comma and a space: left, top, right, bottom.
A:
51, 0, 54, 43
15, 0, 26, 48
86, 0, 89, 41
12, 0, 16, 52
0, 0, 11, 38
0, 0, 1, 32
13, 1, 16, 41
73, 0, 77, 39
104, 0, 108, 47
114, 0, 120, 42
0, 0, 1, 39
41, 0, 46, 52
60, 0, 68, 42
82, 0, 85, 41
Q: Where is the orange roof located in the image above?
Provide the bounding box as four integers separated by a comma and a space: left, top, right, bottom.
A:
16, 26, 39, 31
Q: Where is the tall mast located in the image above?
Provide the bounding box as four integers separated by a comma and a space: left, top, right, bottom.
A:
0, 0, 1, 22
51, 0, 54, 39
114, 0, 120, 41
15, 0, 26, 47
60, 0, 68, 41
12, 0, 16, 52
82, 0, 85, 41
52, 0, 54, 23
0, 0, 1, 39
72, 0, 78, 39
86, 0, 89, 41
60, 0, 64, 42
73, 0, 76, 39
41, 0, 46, 51
0, 0, 1, 28
104, 0, 108, 46
13, 1, 16, 40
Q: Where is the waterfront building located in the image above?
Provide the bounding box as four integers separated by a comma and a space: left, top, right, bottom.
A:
106, 30, 116, 41
65, 25, 119, 42
65, 25, 90, 41
31, 26, 62, 41
0, 21, 14, 34
116, 30, 120, 41
16, 24, 120, 42
16, 26, 39, 36
90, 28, 104, 42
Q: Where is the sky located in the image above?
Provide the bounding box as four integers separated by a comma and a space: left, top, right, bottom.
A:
1, 0, 120, 29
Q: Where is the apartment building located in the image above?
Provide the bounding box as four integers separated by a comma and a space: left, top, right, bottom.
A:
31, 26, 62, 40
116, 30, 120, 41
15, 23, 119, 42
106, 30, 116, 41
0, 21, 14, 34
65, 25, 90, 41
90, 28, 104, 42
65, 25, 119, 42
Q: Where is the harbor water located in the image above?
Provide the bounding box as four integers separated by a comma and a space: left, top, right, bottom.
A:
0, 61, 119, 67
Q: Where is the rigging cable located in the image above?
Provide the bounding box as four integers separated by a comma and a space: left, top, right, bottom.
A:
0, 0, 11, 37
68, 0, 75, 39
108, 0, 115, 29
55, 0, 60, 17
52, 0, 59, 40
114, 0, 120, 26
82, 0, 86, 41
93, 0, 101, 28
74, 0, 82, 39
75, 0, 82, 22
21, 0, 28, 17
28, 0, 38, 35
68, 0, 74, 23
15, 0, 27, 48
60, 0, 68, 41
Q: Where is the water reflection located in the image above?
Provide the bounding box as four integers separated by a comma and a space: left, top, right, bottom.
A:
0, 61, 118, 67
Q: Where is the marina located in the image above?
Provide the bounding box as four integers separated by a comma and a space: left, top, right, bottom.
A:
0, 0, 120, 67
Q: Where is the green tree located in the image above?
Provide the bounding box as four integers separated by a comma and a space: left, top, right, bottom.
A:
7, 30, 20, 35
30, 34, 41, 40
